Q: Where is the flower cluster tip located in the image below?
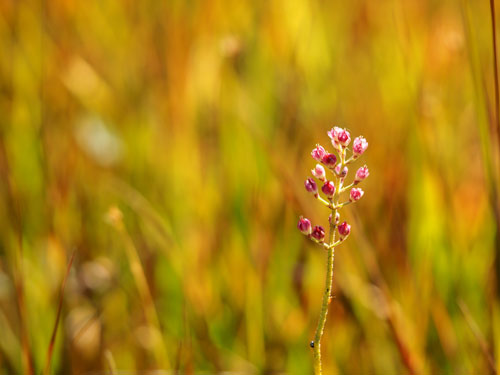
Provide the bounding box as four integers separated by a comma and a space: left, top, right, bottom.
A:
298, 127, 368, 247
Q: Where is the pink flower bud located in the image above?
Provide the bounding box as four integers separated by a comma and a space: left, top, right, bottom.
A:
353, 136, 368, 157
321, 153, 337, 168
329, 212, 340, 224
350, 187, 364, 201
327, 127, 343, 150
321, 181, 336, 197
334, 163, 348, 177
327, 126, 341, 140
305, 178, 318, 195
355, 166, 369, 183
297, 217, 312, 235
311, 164, 326, 181
311, 225, 325, 242
311, 144, 327, 162
338, 221, 351, 237
337, 129, 351, 147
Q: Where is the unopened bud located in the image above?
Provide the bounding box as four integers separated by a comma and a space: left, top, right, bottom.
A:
311, 144, 327, 162
305, 178, 318, 195
329, 212, 340, 225
334, 163, 348, 177
311, 164, 326, 181
353, 136, 368, 157
327, 127, 343, 150
338, 221, 351, 238
321, 153, 337, 168
350, 188, 364, 201
311, 226, 326, 242
321, 181, 336, 198
297, 217, 312, 235
337, 129, 351, 147
354, 166, 369, 183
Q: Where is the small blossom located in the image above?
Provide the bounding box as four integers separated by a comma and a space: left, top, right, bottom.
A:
337, 129, 351, 147
355, 166, 369, 183
329, 212, 340, 224
311, 226, 326, 242
334, 163, 348, 177
311, 145, 327, 162
311, 164, 326, 181
327, 126, 342, 140
321, 153, 337, 168
321, 181, 336, 197
305, 178, 318, 195
327, 127, 343, 150
353, 136, 368, 157
350, 188, 364, 201
297, 217, 312, 235
338, 221, 351, 238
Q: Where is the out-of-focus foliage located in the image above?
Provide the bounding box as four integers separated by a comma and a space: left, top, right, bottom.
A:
1, 0, 500, 373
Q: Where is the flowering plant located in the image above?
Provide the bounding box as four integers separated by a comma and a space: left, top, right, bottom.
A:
298, 127, 368, 374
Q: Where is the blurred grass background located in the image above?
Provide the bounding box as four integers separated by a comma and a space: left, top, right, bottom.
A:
2, 0, 500, 373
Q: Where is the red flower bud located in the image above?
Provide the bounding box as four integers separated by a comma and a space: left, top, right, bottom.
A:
305, 178, 318, 194
321, 153, 337, 167
311, 225, 326, 242
338, 221, 351, 237
297, 217, 312, 235
337, 129, 351, 147
321, 181, 336, 197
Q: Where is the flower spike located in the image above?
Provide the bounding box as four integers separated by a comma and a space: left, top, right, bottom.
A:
297, 127, 368, 375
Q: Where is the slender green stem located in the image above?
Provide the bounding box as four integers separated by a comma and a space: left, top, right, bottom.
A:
321, 239, 344, 250
312, 208, 336, 375
336, 201, 352, 209
316, 195, 350, 210
340, 182, 355, 193
344, 155, 355, 165
316, 195, 332, 208
312, 148, 346, 374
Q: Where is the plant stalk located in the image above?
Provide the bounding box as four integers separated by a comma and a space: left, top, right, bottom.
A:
312, 148, 345, 374
312, 211, 336, 375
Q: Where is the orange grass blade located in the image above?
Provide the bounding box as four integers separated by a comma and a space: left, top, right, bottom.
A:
458, 299, 497, 374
